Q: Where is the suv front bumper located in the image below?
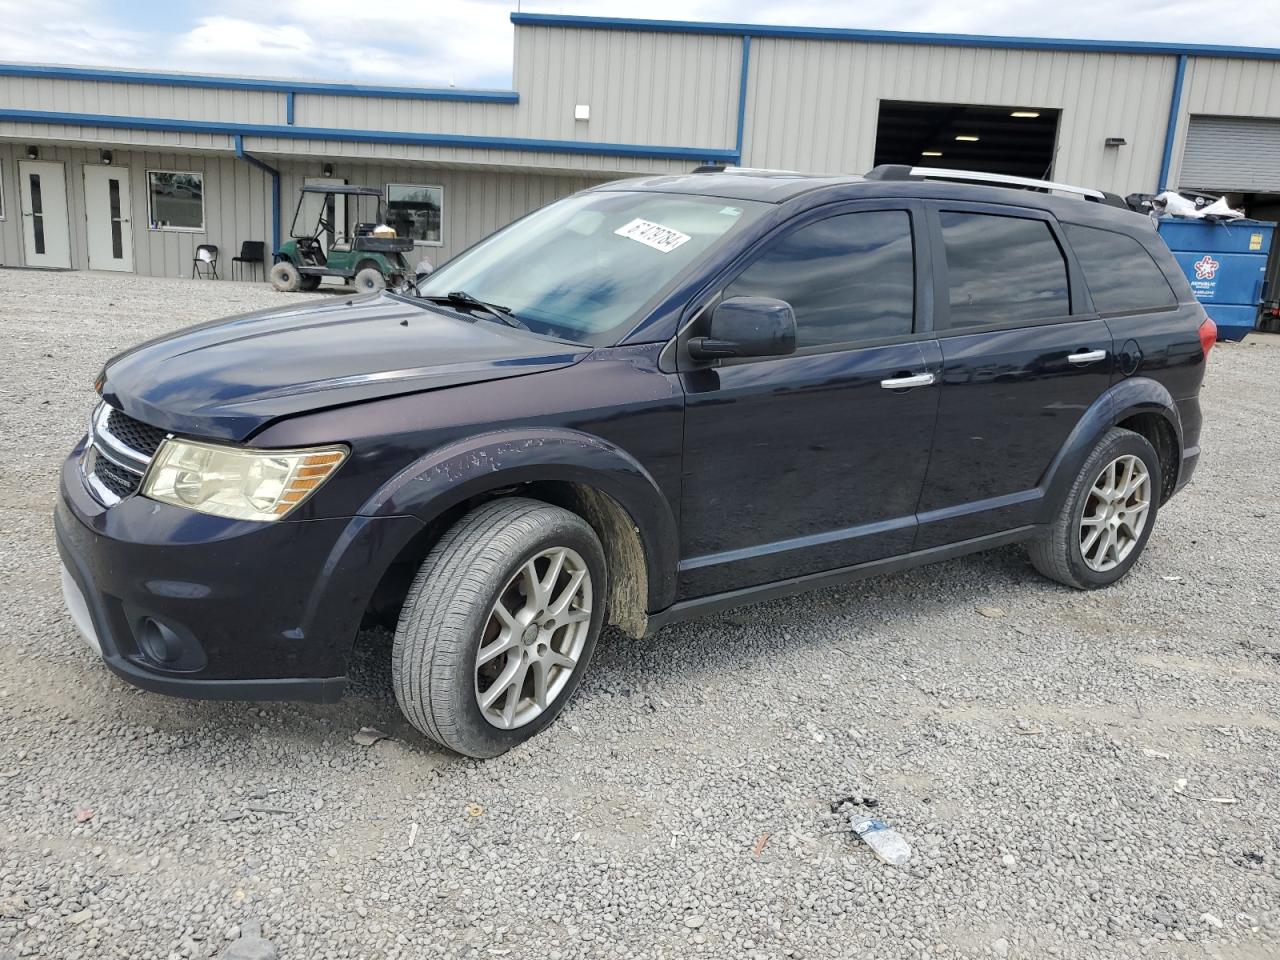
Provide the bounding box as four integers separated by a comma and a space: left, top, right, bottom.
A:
55, 442, 422, 703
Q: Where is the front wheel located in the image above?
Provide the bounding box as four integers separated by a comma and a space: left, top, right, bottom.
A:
269, 260, 300, 292
392, 498, 607, 758
1028, 427, 1161, 589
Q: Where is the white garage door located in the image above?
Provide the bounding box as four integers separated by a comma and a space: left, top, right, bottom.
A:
1181, 116, 1280, 193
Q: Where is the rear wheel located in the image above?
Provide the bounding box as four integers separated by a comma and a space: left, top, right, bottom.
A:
269, 260, 300, 292
392, 498, 607, 758
1028, 427, 1161, 589
299, 276, 321, 292
354, 266, 385, 294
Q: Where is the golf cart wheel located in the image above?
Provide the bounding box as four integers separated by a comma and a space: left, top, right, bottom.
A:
392, 497, 607, 758
354, 267, 386, 294
299, 276, 321, 292
269, 261, 301, 292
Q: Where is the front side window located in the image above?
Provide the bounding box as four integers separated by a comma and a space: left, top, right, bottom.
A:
415, 190, 766, 345
1064, 224, 1177, 314
147, 171, 204, 231
940, 211, 1069, 328
385, 184, 443, 245
725, 210, 915, 349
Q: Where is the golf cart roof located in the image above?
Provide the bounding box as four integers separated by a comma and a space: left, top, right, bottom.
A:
299, 184, 384, 197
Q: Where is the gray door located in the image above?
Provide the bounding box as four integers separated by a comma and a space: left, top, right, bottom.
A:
83, 165, 135, 272
1181, 116, 1280, 193
18, 160, 71, 269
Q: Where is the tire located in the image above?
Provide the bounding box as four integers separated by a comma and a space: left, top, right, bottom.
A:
269, 260, 301, 292
299, 276, 321, 292
1028, 427, 1162, 589
392, 498, 607, 758
353, 267, 386, 294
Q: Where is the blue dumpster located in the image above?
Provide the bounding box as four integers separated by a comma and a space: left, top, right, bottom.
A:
1156, 218, 1275, 341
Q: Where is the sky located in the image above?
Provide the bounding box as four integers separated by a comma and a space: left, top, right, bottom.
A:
0, 0, 1276, 90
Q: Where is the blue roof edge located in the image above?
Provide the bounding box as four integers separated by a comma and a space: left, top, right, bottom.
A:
0, 63, 521, 103
510, 12, 1280, 61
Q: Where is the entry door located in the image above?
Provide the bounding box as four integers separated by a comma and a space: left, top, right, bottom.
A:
302, 176, 348, 254
83, 165, 134, 272
677, 205, 938, 598
18, 160, 71, 269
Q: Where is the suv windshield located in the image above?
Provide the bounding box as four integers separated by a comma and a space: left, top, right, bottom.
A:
413, 190, 766, 344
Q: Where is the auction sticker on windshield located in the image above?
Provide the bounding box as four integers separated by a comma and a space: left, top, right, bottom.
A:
614, 218, 692, 253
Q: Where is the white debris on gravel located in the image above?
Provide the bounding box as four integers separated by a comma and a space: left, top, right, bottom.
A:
1, 268, 1279, 959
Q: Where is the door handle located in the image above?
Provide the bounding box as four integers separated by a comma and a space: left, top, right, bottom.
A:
1067, 348, 1107, 365
880, 372, 936, 390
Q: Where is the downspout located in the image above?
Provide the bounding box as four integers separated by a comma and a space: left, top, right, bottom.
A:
735, 34, 751, 162
234, 134, 281, 257
1157, 54, 1187, 192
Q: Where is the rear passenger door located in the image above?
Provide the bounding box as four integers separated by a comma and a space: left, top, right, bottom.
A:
914, 203, 1114, 549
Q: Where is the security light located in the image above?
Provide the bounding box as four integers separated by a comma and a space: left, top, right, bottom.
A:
322, 163, 334, 178
1105, 137, 1128, 147
100, 150, 113, 165
26, 146, 38, 160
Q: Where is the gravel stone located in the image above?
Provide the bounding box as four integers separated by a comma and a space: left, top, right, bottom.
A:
1, 270, 1279, 959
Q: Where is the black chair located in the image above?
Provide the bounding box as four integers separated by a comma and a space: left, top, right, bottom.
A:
192, 244, 219, 280
232, 241, 266, 281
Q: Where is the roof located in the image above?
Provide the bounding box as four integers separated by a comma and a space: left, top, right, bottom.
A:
598, 170, 867, 203
299, 185, 384, 197
511, 13, 1280, 62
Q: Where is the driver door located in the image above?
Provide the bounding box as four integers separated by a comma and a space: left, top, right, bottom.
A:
677, 203, 940, 598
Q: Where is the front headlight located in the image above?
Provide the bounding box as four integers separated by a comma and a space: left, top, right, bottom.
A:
141, 439, 348, 522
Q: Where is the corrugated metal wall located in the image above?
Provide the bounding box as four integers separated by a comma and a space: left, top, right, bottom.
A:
1169, 57, 1280, 191
0, 141, 609, 276
741, 38, 1178, 194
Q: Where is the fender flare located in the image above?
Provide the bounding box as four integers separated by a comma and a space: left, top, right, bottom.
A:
358, 427, 679, 612
1040, 376, 1183, 516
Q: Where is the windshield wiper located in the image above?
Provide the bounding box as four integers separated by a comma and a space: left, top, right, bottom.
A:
423, 291, 528, 330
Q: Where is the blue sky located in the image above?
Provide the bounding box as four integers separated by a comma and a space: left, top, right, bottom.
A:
1, 0, 1276, 88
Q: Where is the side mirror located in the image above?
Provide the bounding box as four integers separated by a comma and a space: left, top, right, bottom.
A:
688, 296, 797, 362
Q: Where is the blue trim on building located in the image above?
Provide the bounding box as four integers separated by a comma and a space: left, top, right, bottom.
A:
511, 13, 1280, 61
1158, 55, 1188, 192
736, 35, 751, 157
0, 63, 520, 102
0, 108, 740, 163
285, 92, 295, 126
233, 134, 281, 255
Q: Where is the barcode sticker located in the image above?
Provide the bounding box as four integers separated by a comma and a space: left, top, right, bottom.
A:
614, 218, 692, 253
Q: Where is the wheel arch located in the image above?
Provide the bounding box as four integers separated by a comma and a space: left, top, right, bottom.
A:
1041, 377, 1184, 515
359, 428, 679, 637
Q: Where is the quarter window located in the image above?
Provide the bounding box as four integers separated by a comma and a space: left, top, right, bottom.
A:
1064, 224, 1177, 313
939, 211, 1069, 327
725, 210, 915, 348
147, 171, 204, 231
385, 184, 443, 245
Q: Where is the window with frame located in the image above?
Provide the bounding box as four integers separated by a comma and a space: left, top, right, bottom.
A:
1063, 224, 1177, 314
147, 171, 204, 231
724, 210, 915, 349
385, 183, 443, 245
940, 211, 1070, 327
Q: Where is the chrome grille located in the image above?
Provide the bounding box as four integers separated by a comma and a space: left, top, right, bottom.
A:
82, 403, 168, 506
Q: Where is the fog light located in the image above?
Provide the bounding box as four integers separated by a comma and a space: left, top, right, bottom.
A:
137, 618, 183, 664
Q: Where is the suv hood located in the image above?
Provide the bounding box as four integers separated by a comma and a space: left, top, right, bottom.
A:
99, 293, 590, 442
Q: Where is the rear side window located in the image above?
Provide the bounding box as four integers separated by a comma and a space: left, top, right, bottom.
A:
1063, 224, 1177, 314
726, 210, 914, 348
939, 211, 1070, 328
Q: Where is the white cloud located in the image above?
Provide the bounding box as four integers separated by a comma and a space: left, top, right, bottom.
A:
0, 0, 1276, 87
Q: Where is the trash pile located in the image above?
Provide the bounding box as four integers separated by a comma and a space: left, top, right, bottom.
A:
1126, 190, 1245, 221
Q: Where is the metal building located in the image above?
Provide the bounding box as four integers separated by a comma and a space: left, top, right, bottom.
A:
2, 13, 1279, 280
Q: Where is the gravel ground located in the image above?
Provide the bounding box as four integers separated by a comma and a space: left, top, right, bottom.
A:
1, 268, 1279, 960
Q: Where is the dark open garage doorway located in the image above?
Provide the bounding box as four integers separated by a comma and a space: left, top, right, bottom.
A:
874, 101, 1061, 179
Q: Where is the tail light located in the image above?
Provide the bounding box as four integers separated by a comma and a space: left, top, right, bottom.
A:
1198, 316, 1217, 357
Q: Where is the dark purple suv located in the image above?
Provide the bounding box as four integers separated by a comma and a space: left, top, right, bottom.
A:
57, 166, 1214, 757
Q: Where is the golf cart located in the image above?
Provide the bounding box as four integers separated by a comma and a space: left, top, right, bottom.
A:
270, 185, 414, 293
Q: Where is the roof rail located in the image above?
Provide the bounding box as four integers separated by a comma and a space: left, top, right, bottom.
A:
690, 163, 804, 175
864, 164, 1128, 208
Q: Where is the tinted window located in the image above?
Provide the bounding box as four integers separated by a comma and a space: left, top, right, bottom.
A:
1064, 224, 1177, 313
940, 211, 1070, 327
726, 210, 914, 348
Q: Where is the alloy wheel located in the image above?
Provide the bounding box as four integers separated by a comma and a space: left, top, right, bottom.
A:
474, 547, 593, 729
1079, 454, 1151, 572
